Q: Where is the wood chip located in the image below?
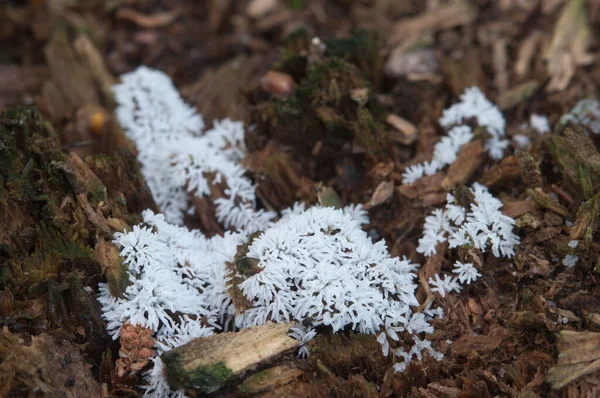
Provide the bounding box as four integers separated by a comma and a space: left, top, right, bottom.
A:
389, 0, 477, 46
502, 199, 539, 219
497, 80, 539, 110
239, 365, 303, 394
116, 8, 180, 29
546, 331, 600, 389
397, 173, 444, 200
386, 114, 417, 145
384, 48, 439, 78
527, 188, 570, 217
492, 39, 509, 92
480, 155, 521, 187
441, 139, 484, 190
515, 30, 545, 77
517, 150, 543, 188
247, 0, 278, 18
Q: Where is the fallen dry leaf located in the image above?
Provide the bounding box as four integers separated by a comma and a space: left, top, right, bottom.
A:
515, 30, 546, 77
363, 181, 394, 209
545, 0, 593, 91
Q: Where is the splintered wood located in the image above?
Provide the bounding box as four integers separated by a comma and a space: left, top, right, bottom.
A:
161, 322, 298, 392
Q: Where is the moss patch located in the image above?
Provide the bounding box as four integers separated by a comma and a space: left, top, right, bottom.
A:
162, 350, 234, 392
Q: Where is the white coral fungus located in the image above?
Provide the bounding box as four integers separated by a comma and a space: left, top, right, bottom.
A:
529, 114, 550, 134
452, 261, 481, 284
105, 66, 446, 397
428, 274, 462, 298
561, 98, 600, 134
562, 254, 578, 268
236, 206, 440, 369
439, 86, 508, 160
99, 206, 442, 397
113, 66, 275, 231
403, 125, 473, 184
417, 184, 520, 258
403, 87, 508, 184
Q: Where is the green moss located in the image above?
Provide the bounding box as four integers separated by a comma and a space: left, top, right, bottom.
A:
287, 0, 305, 9
546, 122, 600, 196
239, 368, 272, 393
106, 258, 130, 299
262, 57, 389, 156
325, 30, 381, 82
0, 108, 102, 324
162, 350, 233, 392
520, 289, 533, 305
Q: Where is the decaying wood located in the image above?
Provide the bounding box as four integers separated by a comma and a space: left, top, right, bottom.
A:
386, 113, 417, 145
388, 0, 477, 47
161, 322, 298, 392
546, 331, 600, 389
0, 327, 103, 397
441, 139, 484, 190
479, 155, 521, 187
527, 188, 571, 218
238, 364, 303, 395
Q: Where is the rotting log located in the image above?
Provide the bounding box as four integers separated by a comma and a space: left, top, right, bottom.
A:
0, 107, 153, 395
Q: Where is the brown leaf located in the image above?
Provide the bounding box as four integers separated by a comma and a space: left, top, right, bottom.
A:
441, 48, 485, 96
363, 181, 394, 209
182, 55, 265, 125
95, 238, 129, 299
243, 144, 303, 210
492, 39, 509, 92
367, 162, 395, 179
525, 226, 561, 245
